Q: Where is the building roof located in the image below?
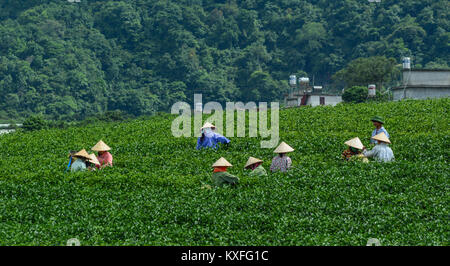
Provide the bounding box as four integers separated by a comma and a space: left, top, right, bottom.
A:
392, 85, 450, 90
402, 68, 450, 72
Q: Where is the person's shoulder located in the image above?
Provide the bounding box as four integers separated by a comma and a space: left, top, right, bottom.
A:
212, 171, 221, 177
214, 132, 227, 138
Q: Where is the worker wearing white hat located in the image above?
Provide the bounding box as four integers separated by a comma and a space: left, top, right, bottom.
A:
270, 142, 294, 172
92, 140, 113, 168
363, 132, 394, 162
196, 122, 230, 150
87, 153, 101, 170
342, 137, 368, 162
211, 157, 239, 187
244, 157, 267, 177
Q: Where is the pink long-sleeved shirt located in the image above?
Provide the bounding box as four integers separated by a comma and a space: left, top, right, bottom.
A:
97, 152, 113, 167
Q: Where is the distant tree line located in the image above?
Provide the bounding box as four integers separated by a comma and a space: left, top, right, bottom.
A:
0, 0, 448, 121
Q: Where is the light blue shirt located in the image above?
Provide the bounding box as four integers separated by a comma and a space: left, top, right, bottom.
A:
371, 127, 390, 144
71, 158, 87, 172
363, 143, 394, 162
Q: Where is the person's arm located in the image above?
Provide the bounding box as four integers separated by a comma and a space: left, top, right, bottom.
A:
66, 157, 73, 172
341, 150, 349, 160
253, 166, 267, 177
270, 158, 277, 172
383, 128, 390, 139
222, 172, 239, 185
363, 146, 378, 158
214, 133, 230, 144
106, 153, 113, 166
370, 129, 376, 144
286, 157, 292, 169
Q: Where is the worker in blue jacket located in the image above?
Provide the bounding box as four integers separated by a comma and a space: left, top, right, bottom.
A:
196, 122, 230, 150
370, 116, 390, 144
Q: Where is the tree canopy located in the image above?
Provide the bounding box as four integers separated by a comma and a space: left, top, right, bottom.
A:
0, 0, 448, 121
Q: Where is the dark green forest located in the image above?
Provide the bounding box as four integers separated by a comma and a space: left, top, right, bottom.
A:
0, 0, 448, 121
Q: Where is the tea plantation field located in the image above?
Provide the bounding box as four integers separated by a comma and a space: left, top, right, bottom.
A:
0, 99, 448, 246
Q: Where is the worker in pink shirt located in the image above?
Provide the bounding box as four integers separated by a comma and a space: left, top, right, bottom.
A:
91, 140, 113, 168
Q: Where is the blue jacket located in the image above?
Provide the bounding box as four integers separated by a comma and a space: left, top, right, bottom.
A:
196, 132, 230, 150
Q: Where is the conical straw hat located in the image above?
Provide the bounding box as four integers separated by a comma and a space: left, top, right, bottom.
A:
73, 149, 90, 159
344, 137, 364, 150
212, 157, 232, 167
201, 122, 216, 129
91, 140, 111, 151
371, 132, 391, 144
244, 157, 263, 168
273, 142, 294, 153
88, 153, 100, 165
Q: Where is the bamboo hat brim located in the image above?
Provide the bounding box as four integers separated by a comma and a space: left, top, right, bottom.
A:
274, 142, 294, 153
201, 122, 216, 129
88, 153, 100, 165
92, 140, 111, 151
371, 132, 391, 144
244, 157, 263, 168
73, 149, 90, 159
344, 137, 364, 150
212, 157, 232, 167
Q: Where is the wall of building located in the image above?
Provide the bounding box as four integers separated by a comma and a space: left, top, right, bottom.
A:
286, 99, 298, 107
286, 95, 342, 107
403, 70, 450, 86
393, 87, 450, 101
306, 95, 342, 107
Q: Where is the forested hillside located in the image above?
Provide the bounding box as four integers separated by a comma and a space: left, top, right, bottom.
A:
0, 0, 448, 121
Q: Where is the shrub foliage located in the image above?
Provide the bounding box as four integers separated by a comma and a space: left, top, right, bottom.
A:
0, 99, 448, 245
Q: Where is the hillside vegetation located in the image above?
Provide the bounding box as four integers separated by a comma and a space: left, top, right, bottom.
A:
0, 98, 448, 245
0, 0, 449, 120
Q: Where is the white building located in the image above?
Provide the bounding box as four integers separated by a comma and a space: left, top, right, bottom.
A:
285, 87, 342, 107
392, 69, 450, 101
0, 124, 20, 135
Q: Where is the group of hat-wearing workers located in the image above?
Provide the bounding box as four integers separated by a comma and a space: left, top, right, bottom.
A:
198, 122, 295, 188
208, 141, 295, 188
341, 116, 394, 163
67, 140, 114, 172
201, 117, 394, 188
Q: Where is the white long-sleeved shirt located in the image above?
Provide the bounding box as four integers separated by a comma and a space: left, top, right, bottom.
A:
363, 143, 394, 162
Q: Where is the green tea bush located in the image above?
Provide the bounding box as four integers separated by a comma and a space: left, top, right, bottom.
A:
22, 115, 48, 132
0, 99, 448, 245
